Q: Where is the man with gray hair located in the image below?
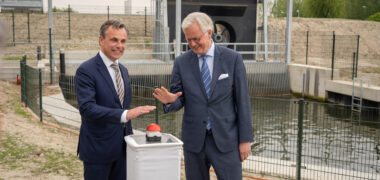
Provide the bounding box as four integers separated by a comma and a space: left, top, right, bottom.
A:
154, 12, 253, 180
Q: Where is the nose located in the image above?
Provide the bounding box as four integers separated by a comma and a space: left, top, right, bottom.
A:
188, 40, 196, 47
116, 41, 125, 49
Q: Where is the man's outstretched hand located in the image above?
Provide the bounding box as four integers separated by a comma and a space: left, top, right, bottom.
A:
126, 106, 156, 120
153, 86, 182, 104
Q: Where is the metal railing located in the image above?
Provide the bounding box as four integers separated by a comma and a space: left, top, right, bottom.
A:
181, 42, 286, 62
19, 60, 380, 180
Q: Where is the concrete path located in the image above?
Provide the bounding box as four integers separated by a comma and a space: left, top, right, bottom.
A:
42, 93, 81, 128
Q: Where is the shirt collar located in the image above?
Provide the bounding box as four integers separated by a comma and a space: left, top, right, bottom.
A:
99, 50, 119, 67
197, 41, 215, 59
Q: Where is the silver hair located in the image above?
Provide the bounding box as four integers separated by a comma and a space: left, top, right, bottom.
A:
181, 12, 214, 33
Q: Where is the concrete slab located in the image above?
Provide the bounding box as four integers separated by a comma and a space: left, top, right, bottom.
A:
244, 156, 380, 180
42, 93, 81, 128
326, 80, 380, 102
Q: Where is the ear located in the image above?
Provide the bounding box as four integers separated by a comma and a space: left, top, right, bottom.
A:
207, 29, 213, 38
99, 36, 104, 46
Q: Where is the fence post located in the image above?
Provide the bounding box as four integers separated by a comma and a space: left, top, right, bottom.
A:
49, 28, 53, 84
331, 31, 335, 80
352, 52, 356, 80
37, 46, 41, 60
59, 49, 65, 75
355, 35, 360, 79
59, 48, 65, 85
274, 29, 279, 61
305, 31, 309, 65
154, 86, 159, 124
296, 99, 305, 180
27, 11, 31, 43
145, 6, 147, 36
39, 69, 43, 122
107, 6, 110, 20
23, 55, 28, 107
12, 10, 15, 45
155, 98, 159, 124
68, 5, 71, 40
20, 56, 26, 103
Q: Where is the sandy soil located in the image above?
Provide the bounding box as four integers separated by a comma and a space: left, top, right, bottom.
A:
0, 80, 82, 179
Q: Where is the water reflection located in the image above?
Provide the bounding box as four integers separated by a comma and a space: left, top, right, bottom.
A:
251, 97, 380, 174
131, 96, 380, 174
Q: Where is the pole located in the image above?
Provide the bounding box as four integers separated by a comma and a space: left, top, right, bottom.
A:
302, 73, 305, 97
296, 99, 304, 180
355, 35, 360, 79
39, 69, 43, 122
48, 0, 54, 84
285, 0, 293, 63
155, 98, 159, 124
59, 49, 65, 76
12, 10, 15, 45
27, 11, 31, 43
37, 46, 41, 60
49, 28, 53, 84
107, 6, 110, 20
145, 6, 147, 36
68, 5, 71, 40
306, 31, 309, 64
263, 0, 268, 60
352, 52, 356, 80
23, 56, 28, 107
175, 0, 181, 57
20, 56, 25, 102
331, 31, 335, 80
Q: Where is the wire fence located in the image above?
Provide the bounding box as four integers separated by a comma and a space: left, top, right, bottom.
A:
291, 31, 361, 82
19, 60, 380, 180
2, 10, 377, 85
0, 11, 154, 43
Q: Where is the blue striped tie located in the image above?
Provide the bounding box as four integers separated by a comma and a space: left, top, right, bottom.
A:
201, 55, 211, 130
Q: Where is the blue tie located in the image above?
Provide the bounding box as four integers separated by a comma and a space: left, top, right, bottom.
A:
201, 55, 211, 130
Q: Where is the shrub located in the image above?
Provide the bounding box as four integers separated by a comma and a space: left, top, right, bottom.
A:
368, 12, 380, 22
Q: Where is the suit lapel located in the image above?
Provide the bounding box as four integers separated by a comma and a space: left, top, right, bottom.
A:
95, 54, 119, 105
209, 45, 222, 99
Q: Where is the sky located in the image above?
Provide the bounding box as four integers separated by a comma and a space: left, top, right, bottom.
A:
42, 0, 152, 14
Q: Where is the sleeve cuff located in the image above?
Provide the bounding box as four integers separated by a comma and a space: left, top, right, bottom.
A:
121, 110, 128, 123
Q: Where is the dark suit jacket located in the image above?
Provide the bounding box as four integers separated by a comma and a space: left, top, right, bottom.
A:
75, 53, 133, 163
165, 45, 253, 153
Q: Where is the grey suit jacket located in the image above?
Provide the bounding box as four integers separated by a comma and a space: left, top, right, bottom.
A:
165, 45, 253, 153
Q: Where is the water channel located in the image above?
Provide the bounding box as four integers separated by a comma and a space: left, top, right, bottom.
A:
132, 96, 380, 174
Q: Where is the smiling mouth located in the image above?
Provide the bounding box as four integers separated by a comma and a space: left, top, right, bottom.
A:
112, 50, 123, 54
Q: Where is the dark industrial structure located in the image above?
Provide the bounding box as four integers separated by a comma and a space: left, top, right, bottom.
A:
167, 0, 257, 53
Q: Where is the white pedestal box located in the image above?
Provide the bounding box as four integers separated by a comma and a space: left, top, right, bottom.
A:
124, 133, 183, 180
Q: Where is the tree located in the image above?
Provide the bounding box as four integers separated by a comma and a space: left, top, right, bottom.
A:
272, 0, 287, 17
346, 0, 380, 20
302, 0, 346, 18
272, 0, 304, 17
52, 6, 76, 13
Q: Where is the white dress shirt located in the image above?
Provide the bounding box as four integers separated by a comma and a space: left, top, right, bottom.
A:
197, 42, 215, 79
99, 50, 128, 123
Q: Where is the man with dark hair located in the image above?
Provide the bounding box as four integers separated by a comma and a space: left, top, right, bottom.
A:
154, 12, 253, 180
75, 20, 156, 180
